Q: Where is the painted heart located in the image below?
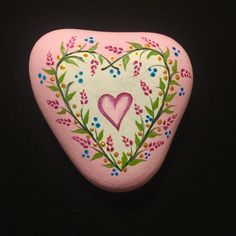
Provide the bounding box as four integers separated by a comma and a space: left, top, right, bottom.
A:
98, 93, 133, 130
29, 29, 193, 192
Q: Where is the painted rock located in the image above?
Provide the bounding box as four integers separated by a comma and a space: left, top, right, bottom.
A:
29, 29, 193, 192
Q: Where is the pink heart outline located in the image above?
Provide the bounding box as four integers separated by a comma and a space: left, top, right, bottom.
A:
98, 93, 133, 131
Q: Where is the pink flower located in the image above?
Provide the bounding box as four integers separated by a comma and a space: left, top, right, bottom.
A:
46, 51, 54, 66
106, 135, 114, 152
181, 68, 192, 79
133, 60, 142, 76
56, 118, 71, 126
90, 59, 99, 76
148, 141, 164, 151
80, 89, 88, 105
66, 36, 77, 49
140, 80, 152, 96
134, 104, 143, 115
72, 136, 91, 148
47, 99, 59, 109
122, 136, 133, 147
105, 45, 123, 54
141, 36, 159, 47
162, 114, 177, 130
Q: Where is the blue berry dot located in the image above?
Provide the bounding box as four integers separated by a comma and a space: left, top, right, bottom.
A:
179, 93, 182, 96
86, 155, 90, 159
183, 92, 185, 95
172, 47, 176, 50
75, 74, 78, 78
89, 37, 94, 39
84, 150, 89, 154
43, 75, 46, 80
94, 117, 98, 122
146, 115, 150, 118
178, 50, 180, 53
112, 168, 116, 172
153, 68, 157, 72
82, 154, 85, 158
148, 68, 152, 71
89, 40, 94, 44
84, 38, 88, 42
150, 72, 156, 77
113, 75, 117, 78
174, 52, 178, 57
95, 123, 101, 128
145, 119, 148, 123
110, 69, 114, 74
79, 71, 83, 76
78, 78, 83, 84
115, 172, 119, 176
181, 87, 184, 91
111, 173, 114, 176
40, 80, 43, 84
117, 70, 121, 75
38, 73, 42, 78
91, 123, 94, 126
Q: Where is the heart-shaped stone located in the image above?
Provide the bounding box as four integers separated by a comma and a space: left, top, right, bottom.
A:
29, 29, 193, 192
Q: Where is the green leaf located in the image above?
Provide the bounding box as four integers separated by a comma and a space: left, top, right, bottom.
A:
145, 106, 154, 117
122, 55, 130, 70
121, 152, 128, 169
68, 56, 85, 63
103, 163, 115, 168
57, 108, 67, 114
64, 58, 78, 67
163, 48, 170, 61
60, 42, 65, 56
129, 159, 146, 166
73, 128, 88, 134
172, 60, 178, 73
91, 152, 103, 161
152, 97, 159, 110
98, 130, 104, 142
127, 42, 143, 49
98, 55, 104, 65
135, 134, 141, 147
43, 68, 56, 75
46, 85, 59, 92
88, 42, 98, 52
135, 121, 144, 132
147, 50, 158, 59
65, 81, 74, 97
159, 78, 166, 91
148, 131, 159, 138
58, 71, 66, 84
66, 91, 76, 102
83, 110, 89, 125
164, 92, 177, 103
162, 108, 174, 114
170, 80, 180, 86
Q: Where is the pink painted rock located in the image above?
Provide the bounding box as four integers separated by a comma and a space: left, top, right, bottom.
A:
29, 29, 193, 192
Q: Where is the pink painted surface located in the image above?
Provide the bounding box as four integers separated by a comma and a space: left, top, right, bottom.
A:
29, 29, 193, 192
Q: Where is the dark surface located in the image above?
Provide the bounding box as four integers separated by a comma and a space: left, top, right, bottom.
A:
1, 1, 235, 235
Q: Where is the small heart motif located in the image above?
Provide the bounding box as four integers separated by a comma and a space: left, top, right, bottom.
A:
29, 29, 193, 192
98, 93, 133, 131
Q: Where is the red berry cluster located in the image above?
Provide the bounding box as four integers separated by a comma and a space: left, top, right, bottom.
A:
181, 68, 192, 79
140, 80, 152, 96
133, 60, 142, 76
80, 89, 88, 105
141, 36, 159, 47
148, 141, 164, 151
66, 36, 77, 49
72, 136, 91, 148
163, 114, 177, 130
106, 135, 114, 152
122, 136, 133, 147
47, 99, 59, 109
90, 59, 99, 76
46, 51, 54, 66
105, 45, 123, 54
56, 118, 71, 126
134, 104, 143, 115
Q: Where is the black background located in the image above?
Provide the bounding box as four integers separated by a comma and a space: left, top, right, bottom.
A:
1, 0, 236, 235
